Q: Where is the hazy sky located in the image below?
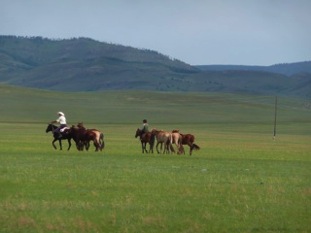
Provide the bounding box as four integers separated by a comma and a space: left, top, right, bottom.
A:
1, 0, 310, 65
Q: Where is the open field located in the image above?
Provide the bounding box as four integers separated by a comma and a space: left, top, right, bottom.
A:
0, 86, 310, 232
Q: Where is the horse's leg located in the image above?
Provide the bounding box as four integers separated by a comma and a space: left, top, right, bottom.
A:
169, 143, 175, 154
142, 141, 148, 153
167, 135, 174, 154
176, 142, 183, 155
82, 141, 87, 151
147, 142, 151, 153
161, 142, 167, 153
92, 141, 96, 151
67, 139, 71, 151
156, 142, 161, 154
75, 141, 80, 151
163, 140, 167, 154
141, 141, 144, 153
180, 144, 185, 154
188, 142, 193, 155
164, 139, 173, 154
144, 142, 148, 153
150, 135, 155, 154
80, 141, 84, 151
52, 138, 57, 150
92, 139, 99, 152
175, 139, 181, 155
149, 142, 154, 154
59, 139, 63, 150
96, 141, 100, 151
163, 141, 167, 153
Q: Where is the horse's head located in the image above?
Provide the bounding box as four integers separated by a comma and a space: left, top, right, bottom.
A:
135, 128, 141, 138
77, 122, 85, 129
70, 125, 79, 133
45, 124, 53, 133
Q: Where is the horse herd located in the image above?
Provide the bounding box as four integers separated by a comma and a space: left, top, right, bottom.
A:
45, 123, 200, 155
135, 128, 200, 155
45, 123, 104, 152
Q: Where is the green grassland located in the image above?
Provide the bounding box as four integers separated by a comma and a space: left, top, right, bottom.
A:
0, 85, 310, 233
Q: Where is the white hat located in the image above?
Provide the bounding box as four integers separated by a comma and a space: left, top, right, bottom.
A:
58, 112, 64, 116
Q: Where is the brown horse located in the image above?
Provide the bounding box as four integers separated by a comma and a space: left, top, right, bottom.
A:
151, 129, 173, 154
90, 129, 104, 151
70, 125, 102, 152
135, 128, 155, 153
77, 123, 104, 151
172, 130, 200, 155
45, 124, 72, 150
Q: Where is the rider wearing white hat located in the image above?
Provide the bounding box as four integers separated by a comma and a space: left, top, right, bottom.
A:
51, 112, 67, 138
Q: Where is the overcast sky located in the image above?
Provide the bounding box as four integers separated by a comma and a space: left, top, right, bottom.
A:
1, 0, 310, 65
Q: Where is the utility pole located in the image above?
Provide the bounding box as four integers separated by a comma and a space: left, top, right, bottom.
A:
273, 96, 277, 140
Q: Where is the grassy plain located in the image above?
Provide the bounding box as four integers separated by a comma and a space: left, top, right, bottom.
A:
0, 85, 310, 233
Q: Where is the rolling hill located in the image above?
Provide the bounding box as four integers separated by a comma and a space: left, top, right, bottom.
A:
196, 61, 311, 76
0, 35, 310, 97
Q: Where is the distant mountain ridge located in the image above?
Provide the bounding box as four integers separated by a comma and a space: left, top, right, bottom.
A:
196, 61, 311, 76
0, 36, 310, 97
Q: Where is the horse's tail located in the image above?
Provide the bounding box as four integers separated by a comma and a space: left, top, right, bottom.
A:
100, 133, 104, 142
191, 143, 200, 151
100, 133, 105, 150
167, 134, 175, 153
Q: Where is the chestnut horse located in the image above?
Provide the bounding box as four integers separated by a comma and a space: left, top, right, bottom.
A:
45, 124, 72, 150
172, 130, 200, 155
70, 125, 102, 152
77, 123, 104, 151
135, 128, 155, 153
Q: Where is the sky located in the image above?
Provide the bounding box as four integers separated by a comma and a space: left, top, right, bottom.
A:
1, 0, 311, 66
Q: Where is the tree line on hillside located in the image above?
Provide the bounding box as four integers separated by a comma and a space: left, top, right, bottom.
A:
0, 35, 310, 97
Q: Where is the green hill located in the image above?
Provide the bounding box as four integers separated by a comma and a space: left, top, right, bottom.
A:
0, 36, 310, 97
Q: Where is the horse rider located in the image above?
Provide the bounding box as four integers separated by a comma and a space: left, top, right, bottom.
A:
51, 112, 67, 138
140, 119, 149, 136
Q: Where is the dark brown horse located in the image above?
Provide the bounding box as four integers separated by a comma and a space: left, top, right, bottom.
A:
172, 130, 200, 155
70, 125, 102, 152
45, 124, 72, 150
135, 128, 155, 154
180, 134, 200, 155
